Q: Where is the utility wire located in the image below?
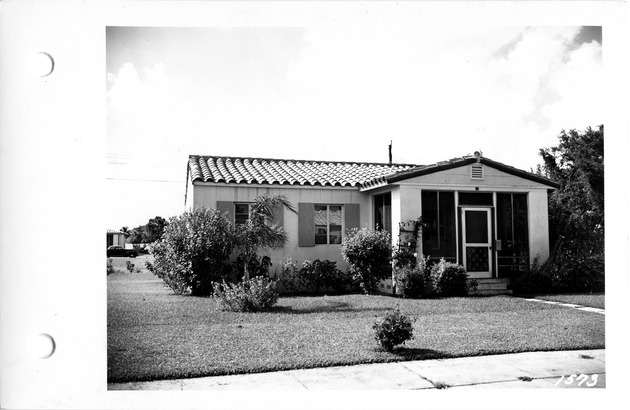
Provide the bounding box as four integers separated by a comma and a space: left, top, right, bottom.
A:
106, 177, 185, 183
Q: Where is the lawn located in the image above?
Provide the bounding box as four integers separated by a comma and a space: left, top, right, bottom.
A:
108, 269, 605, 383
530, 293, 605, 309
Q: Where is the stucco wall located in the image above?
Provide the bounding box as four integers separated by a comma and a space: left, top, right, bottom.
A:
192, 183, 371, 274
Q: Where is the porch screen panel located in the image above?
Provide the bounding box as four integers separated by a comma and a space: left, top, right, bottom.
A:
421, 191, 456, 262
496, 193, 529, 277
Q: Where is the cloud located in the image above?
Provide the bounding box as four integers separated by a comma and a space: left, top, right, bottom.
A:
107, 26, 602, 170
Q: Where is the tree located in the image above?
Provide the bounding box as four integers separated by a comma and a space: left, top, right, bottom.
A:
127, 226, 145, 244
232, 194, 297, 281
120, 226, 130, 238
145, 216, 168, 243
539, 125, 604, 252
126, 216, 169, 244
535, 125, 604, 292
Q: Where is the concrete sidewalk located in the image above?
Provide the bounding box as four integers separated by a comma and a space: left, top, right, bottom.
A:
109, 349, 605, 390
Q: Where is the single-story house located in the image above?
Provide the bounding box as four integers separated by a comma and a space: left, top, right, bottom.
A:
185, 152, 559, 294
107, 229, 127, 248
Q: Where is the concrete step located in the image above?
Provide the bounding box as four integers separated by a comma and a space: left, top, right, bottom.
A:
472, 278, 511, 285
468, 278, 511, 295
474, 283, 510, 291
469, 288, 513, 296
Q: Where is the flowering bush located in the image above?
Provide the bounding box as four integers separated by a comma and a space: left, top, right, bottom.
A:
372, 309, 415, 352
211, 277, 279, 312
146, 208, 234, 296
429, 258, 473, 297
341, 228, 392, 294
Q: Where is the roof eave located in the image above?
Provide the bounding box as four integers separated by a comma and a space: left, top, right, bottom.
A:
386, 157, 559, 189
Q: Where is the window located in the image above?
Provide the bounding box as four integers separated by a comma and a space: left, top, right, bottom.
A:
314, 205, 343, 244
374, 192, 392, 236
458, 192, 493, 206
234, 203, 250, 225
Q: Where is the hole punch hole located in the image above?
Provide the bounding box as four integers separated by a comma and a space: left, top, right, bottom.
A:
32, 333, 56, 359
32, 52, 55, 77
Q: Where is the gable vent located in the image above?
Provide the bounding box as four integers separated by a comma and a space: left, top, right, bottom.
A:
471, 164, 483, 179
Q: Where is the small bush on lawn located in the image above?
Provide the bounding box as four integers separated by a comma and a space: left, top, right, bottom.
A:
107, 259, 115, 275
299, 259, 350, 293
146, 208, 234, 296
372, 309, 415, 352
394, 255, 429, 298
125, 261, 140, 273
341, 227, 392, 294
429, 258, 473, 297
211, 277, 279, 312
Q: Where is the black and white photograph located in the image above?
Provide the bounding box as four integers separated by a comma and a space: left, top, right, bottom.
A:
1, 1, 628, 409
105, 24, 607, 390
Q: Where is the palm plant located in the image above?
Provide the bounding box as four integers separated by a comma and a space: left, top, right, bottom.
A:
233, 194, 297, 281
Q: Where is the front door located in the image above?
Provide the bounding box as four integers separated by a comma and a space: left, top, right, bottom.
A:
461, 207, 493, 278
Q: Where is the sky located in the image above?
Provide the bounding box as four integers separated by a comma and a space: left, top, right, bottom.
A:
106, 26, 603, 230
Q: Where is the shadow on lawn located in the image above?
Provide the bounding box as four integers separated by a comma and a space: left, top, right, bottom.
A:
271, 301, 392, 315
390, 347, 450, 360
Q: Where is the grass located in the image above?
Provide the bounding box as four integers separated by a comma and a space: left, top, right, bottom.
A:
530, 294, 605, 309
108, 269, 605, 383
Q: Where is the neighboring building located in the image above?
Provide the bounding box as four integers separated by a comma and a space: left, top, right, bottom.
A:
107, 230, 127, 248
185, 152, 559, 294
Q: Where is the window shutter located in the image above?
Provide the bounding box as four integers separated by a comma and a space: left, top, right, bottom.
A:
216, 201, 234, 222
298, 202, 315, 247
344, 203, 360, 234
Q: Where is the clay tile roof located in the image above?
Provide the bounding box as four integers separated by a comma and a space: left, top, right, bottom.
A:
188, 153, 559, 189
188, 155, 418, 187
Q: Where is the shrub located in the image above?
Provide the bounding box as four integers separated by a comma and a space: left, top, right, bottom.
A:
545, 242, 605, 293
372, 309, 415, 352
211, 277, 279, 312
126, 261, 141, 273
429, 258, 471, 297
274, 257, 304, 294
341, 227, 392, 294
512, 248, 604, 295
146, 208, 234, 296
511, 256, 554, 295
236, 254, 272, 279
299, 259, 349, 293
107, 259, 115, 275
394, 255, 429, 298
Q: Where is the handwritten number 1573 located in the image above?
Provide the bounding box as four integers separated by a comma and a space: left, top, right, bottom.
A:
555, 374, 598, 387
